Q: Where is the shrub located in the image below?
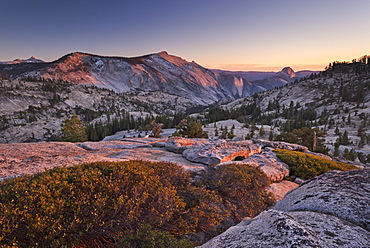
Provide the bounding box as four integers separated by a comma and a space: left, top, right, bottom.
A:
116, 225, 192, 248
193, 164, 275, 221
274, 149, 358, 180
0, 161, 274, 247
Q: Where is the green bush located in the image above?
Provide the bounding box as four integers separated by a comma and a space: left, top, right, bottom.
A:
116, 225, 192, 248
274, 149, 358, 180
0, 160, 274, 247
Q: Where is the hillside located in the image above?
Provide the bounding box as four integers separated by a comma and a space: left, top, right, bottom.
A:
216, 58, 370, 162
0, 79, 198, 143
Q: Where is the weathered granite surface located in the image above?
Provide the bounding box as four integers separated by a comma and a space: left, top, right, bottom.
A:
242, 151, 290, 182
165, 137, 196, 154
252, 139, 308, 151
199, 209, 370, 248
266, 180, 299, 201
183, 140, 261, 165
274, 169, 370, 231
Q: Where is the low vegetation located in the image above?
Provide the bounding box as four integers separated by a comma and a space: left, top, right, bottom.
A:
173, 119, 208, 138
0, 160, 274, 247
274, 149, 358, 180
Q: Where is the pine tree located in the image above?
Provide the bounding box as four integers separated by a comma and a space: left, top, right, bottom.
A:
219, 126, 228, 139
228, 128, 236, 139
343, 148, 350, 160
349, 148, 356, 161
333, 146, 340, 157
269, 131, 274, 141
342, 130, 349, 145
259, 125, 265, 136
61, 114, 87, 142
334, 126, 340, 135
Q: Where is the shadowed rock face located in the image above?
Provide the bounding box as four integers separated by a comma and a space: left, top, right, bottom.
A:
199, 169, 370, 247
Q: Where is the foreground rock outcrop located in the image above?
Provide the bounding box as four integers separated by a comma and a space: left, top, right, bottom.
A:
199, 209, 370, 248
199, 169, 370, 248
242, 149, 290, 182
182, 140, 261, 165
165, 137, 196, 154
274, 169, 370, 231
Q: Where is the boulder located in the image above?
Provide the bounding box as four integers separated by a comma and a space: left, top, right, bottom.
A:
107, 144, 152, 149
274, 169, 370, 231
267, 180, 299, 201
198, 209, 370, 248
165, 137, 195, 154
231, 137, 244, 141
77, 143, 99, 151
294, 177, 305, 184
183, 140, 261, 165
151, 141, 166, 147
243, 151, 290, 182
252, 139, 308, 151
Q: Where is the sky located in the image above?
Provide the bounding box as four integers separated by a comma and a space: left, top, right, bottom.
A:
1, 0, 370, 71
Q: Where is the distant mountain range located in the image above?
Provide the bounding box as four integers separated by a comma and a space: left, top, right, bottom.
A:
0, 56, 45, 64
213, 68, 315, 82
0, 52, 317, 105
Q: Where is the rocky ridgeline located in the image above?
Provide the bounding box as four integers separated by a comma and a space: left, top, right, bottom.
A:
199, 169, 370, 247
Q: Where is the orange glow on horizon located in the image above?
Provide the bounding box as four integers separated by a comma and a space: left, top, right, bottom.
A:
205, 63, 327, 72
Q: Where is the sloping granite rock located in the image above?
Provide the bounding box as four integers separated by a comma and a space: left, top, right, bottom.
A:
252, 139, 308, 151
267, 180, 299, 201
165, 137, 195, 154
274, 169, 370, 231
243, 151, 289, 182
199, 209, 370, 248
183, 140, 261, 165
218, 150, 289, 182
199, 168, 370, 247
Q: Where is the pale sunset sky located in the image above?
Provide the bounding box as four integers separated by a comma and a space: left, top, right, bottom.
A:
1, 0, 369, 71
